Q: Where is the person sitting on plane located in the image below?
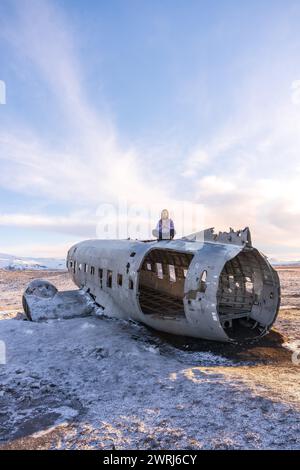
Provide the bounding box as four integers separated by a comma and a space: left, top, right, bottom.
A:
152, 209, 175, 240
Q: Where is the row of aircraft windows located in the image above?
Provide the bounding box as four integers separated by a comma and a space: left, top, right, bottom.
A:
145, 261, 188, 282
67, 259, 188, 286
67, 260, 133, 290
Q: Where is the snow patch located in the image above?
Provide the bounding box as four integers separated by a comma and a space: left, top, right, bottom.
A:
0, 253, 65, 271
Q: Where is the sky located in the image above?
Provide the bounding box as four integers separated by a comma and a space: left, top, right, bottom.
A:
0, 0, 300, 260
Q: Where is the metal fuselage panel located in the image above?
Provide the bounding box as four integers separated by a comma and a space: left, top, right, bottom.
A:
66, 238, 280, 342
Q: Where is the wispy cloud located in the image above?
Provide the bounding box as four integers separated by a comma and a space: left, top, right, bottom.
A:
0, 0, 169, 209
0, 212, 96, 237
0, 240, 74, 258
177, 81, 300, 259
0, 0, 300, 259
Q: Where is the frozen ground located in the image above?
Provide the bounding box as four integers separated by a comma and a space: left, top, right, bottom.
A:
0, 268, 299, 450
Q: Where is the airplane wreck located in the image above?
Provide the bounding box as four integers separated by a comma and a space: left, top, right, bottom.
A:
23, 227, 281, 342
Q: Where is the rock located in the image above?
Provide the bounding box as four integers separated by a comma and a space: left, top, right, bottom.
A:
30, 383, 40, 389
29, 373, 40, 380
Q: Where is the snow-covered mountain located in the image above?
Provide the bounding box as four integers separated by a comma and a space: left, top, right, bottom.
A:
0, 253, 66, 270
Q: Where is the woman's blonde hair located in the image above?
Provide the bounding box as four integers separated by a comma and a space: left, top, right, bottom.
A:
161, 209, 169, 219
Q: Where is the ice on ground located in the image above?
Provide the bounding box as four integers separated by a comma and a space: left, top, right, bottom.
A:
0, 311, 299, 450
0, 267, 299, 449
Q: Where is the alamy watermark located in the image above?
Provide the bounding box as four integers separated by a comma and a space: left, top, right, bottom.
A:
0, 340, 6, 365
95, 199, 205, 241
0, 80, 6, 104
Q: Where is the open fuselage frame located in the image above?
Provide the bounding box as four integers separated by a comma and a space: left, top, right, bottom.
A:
67, 229, 280, 342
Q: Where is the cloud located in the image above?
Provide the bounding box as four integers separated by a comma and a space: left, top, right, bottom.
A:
184, 91, 300, 256
0, 0, 169, 209
0, 0, 300, 259
0, 80, 5, 104
0, 1, 205, 245
0, 212, 97, 237
0, 241, 74, 259
197, 175, 236, 195
291, 80, 300, 105
181, 149, 208, 177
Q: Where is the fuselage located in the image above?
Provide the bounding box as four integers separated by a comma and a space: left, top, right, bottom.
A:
66, 229, 280, 342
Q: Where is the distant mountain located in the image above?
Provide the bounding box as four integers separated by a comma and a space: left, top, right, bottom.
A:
0, 251, 298, 271
269, 258, 300, 267
0, 253, 66, 270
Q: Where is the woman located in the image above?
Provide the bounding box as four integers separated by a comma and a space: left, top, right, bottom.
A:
152, 209, 175, 240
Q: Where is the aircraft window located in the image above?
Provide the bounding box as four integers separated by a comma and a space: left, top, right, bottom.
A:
199, 270, 207, 293
107, 270, 112, 288
91, 266, 95, 275
156, 263, 163, 279
98, 268, 103, 288
245, 277, 253, 293
84, 264, 88, 273
169, 265, 176, 282
117, 274, 123, 286
79, 263, 82, 271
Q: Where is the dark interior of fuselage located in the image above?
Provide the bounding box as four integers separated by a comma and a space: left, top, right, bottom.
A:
138, 246, 279, 341
138, 249, 193, 318
217, 248, 278, 340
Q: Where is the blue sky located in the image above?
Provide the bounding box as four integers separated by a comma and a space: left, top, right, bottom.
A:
0, 0, 300, 259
